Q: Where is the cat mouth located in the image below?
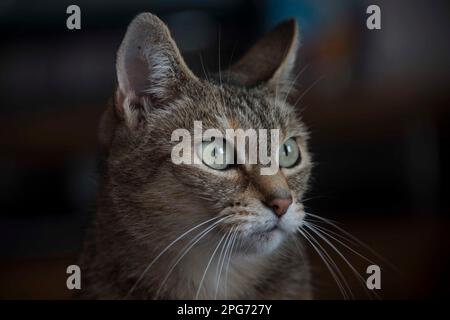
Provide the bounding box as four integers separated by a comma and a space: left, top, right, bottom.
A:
254, 224, 280, 236
240, 222, 286, 254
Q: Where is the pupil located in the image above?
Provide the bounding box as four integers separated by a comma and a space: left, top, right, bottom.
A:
283, 144, 289, 156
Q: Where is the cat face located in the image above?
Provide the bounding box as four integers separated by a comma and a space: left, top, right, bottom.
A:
101, 13, 312, 257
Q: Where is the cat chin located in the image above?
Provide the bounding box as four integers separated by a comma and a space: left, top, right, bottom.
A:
243, 228, 286, 255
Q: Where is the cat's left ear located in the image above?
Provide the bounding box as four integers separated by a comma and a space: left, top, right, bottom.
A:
115, 13, 198, 126
226, 19, 299, 92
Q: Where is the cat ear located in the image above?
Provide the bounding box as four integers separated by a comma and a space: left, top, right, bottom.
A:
226, 19, 299, 90
115, 13, 197, 126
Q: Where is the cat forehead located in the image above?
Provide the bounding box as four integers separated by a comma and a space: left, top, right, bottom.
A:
194, 83, 297, 131
147, 82, 306, 139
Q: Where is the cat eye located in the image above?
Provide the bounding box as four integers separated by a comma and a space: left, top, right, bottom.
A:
279, 138, 301, 168
197, 139, 234, 170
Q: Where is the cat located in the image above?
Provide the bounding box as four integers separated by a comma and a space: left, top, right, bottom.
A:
79, 12, 313, 299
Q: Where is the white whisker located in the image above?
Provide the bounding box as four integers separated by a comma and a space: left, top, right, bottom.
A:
154, 215, 230, 298
293, 76, 325, 107
281, 63, 310, 106
305, 221, 376, 265
126, 215, 225, 298
305, 212, 399, 273
195, 230, 229, 300
224, 228, 239, 298
199, 52, 209, 81
214, 226, 235, 299
298, 227, 352, 299
304, 223, 381, 300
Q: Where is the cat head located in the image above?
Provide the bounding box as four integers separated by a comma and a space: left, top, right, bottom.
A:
101, 13, 312, 256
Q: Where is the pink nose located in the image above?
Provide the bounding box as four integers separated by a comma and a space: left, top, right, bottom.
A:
268, 197, 293, 217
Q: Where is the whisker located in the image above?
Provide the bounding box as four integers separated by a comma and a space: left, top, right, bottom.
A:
154, 215, 230, 299
304, 223, 381, 300
298, 227, 352, 299
199, 52, 209, 81
195, 230, 229, 299
302, 226, 354, 299
305, 212, 399, 273
224, 228, 239, 298
304, 220, 360, 247
305, 212, 341, 225
226, 41, 238, 83
217, 27, 223, 88
126, 215, 225, 298
215, 226, 236, 299
293, 75, 325, 107
281, 63, 310, 106
292, 235, 307, 262
305, 221, 375, 265
300, 194, 328, 204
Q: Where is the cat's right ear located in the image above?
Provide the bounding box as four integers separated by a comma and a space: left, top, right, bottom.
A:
115, 13, 198, 129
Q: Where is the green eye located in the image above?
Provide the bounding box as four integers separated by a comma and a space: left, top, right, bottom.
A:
197, 139, 233, 170
279, 138, 301, 168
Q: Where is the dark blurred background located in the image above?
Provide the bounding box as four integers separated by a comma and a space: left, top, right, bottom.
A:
0, 0, 449, 299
